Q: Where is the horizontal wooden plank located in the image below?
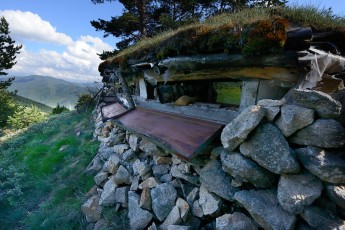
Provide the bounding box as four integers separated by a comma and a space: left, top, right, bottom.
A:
116, 108, 224, 160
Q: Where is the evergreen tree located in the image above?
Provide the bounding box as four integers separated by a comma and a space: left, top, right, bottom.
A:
0, 17, 22, 77
8, 106, 48, 129
52, 103, 69, 115
0, 17, 22, 127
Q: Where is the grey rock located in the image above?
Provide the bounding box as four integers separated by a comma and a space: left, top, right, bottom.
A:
199, 185, 222, 216
115, 186, 129, 204
221, 150, 276, 188
289, 119, 345, 148
139, 177, 159, 189
263, 106, 280, 121
153, 164, 170, 177
85, 155, 104, 176
239, 123, 300, 174
130, 176, 140, 191
330, 89, 345, 126
186, 187, 199, 205
114, 144, 129, 154
98, 145, 114, 160
133, 159, 151, 177
151, 183, 177, 221
148, 222, 158, 230
176, 198, 190, 222
160, 174, 173, 183
199, 160, 238, 201
81, 195, 102, 223
107, 132, 125, 147
129, 134, 141, 152
301, 205, 345, 229
122, 149, 136, 161
221, 105, 265, 151
99, 176, 118, 206
192, 200, 204, 218
326, 185, 345, 209
277, 171, 323, 214
275, 104, 314, 137
159, 206, 182, 230
140, 188, 152, 210
257, 99, 285, 107
296, 146, 345, 183
102, 154, 120, 174
216, 212, 258, 230
128, 191, 153, 230
94, 171, 109, 186
172, 156, 182, 165
171, 165, 200, 186
234, 189, 296, 230
167, 226, 191, 230
114, 165, 131, 185
93, 218, 110, 230
286, 89, 341, 118
139, 139, 167, 156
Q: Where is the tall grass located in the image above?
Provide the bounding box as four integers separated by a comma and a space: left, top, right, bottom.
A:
0, 111, 98, 229
110, 5, 345, 63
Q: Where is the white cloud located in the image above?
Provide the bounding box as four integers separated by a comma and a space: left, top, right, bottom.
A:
0, 10, 73, 45
0, 10, 114, 82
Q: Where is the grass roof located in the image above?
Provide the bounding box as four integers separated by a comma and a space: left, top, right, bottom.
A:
107, 5, 345, 67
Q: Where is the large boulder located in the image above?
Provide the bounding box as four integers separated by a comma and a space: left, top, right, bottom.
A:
275, 104, 314, 137
81, 195, 102, 223
99, 176, 118, 206
216, 212, 258, 230
296, 146, 345, 183
286, 89, 342, 118
239, 123, 300, 174
220, 150, 276, 188
221, 105, 265, 151
289, 119, 345, 148
326, 185, 345, 209
277, 171, 323, 214
199, 160, 238, 201
300, 205, 345, 229
199, 185, 222, 216
151, 183, 177, 221
128, 191, 153, 230
234, 190, 296, 230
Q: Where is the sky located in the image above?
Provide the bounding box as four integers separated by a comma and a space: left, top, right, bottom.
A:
1, 0, 345, 83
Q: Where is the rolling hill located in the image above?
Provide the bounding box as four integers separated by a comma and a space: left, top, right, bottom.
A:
8, 75, 97, 109
11, 94, 53, 113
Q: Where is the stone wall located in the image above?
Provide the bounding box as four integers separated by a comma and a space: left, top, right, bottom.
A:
82, 89, 345, 230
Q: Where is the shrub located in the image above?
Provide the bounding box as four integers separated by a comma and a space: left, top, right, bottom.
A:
52, 103, 69, 115
0, 90, 17, 128
8, 106, 48, 129
74, 94, 95, 113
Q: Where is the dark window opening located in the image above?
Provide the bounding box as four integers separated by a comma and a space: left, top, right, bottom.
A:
137, 79, 242, 108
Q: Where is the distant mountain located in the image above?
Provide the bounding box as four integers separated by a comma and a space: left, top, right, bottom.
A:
11, 94, 53, 113
8, 75, 96, 109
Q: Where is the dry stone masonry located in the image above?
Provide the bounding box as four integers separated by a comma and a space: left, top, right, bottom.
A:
82, 88, 345, 230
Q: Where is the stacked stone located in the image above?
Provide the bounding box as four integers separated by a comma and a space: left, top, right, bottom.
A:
82, 89, 345, 230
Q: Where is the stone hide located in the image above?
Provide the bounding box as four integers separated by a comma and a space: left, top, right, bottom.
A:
82, 88, 345, 229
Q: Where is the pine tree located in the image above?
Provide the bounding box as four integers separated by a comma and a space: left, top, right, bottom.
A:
0, 17, 22, 77
0, 17, 22, 127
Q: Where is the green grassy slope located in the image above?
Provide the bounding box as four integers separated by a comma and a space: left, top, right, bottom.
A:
8, 75, 92, 109
0, 111, 98, 229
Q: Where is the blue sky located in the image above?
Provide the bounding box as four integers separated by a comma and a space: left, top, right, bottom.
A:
1, 0, 344, 82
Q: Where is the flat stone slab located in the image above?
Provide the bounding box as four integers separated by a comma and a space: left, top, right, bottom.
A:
234, 189, 296, 230
239, 123, 300, 174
